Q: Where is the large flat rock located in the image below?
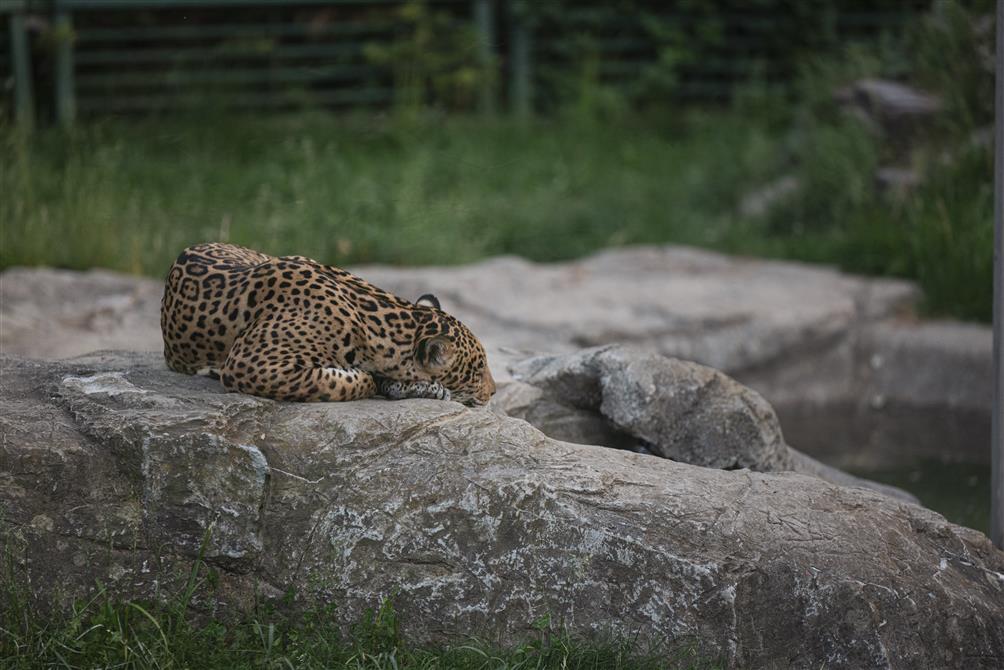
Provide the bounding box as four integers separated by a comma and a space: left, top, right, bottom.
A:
1, 248, 916, 369
2, 351, 1002, 669
355, 247, 919, 371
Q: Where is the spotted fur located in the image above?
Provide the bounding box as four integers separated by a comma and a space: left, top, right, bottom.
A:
161, 243, 496, 405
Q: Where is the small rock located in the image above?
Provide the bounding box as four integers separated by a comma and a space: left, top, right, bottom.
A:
504, 344, 917, 502
967, 126, 994, 150
875, 166, 921, 198
835, 78, 943, 120
738, 175, 800, 218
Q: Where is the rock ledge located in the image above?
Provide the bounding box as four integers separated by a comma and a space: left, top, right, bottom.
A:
2, 351, 1002, 669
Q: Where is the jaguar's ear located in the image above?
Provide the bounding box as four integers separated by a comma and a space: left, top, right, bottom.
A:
415, 293, 441, 310
415, 335, 454, 373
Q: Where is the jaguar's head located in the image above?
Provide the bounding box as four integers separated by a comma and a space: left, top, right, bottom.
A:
413, 295, 496, 406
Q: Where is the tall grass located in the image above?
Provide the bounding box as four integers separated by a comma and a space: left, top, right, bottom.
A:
731, 0, 995, 322
0, 111, 773, 277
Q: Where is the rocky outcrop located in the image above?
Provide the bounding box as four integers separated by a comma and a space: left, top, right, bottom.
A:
738, 174, 800, 218
508, 346, 792, 470
498, 345, 916, 501
0, 248, 920, 371
0, 247, 992, 468
834, 78, 943, 150
834, 78, 942, 123
2, 351, 1002, 669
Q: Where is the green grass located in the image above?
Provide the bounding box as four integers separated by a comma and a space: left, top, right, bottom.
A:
0, 111, 769, 274
0, 104, 994, 322
1, 597, 709, 670
745, 135, 995, 323
0, 550, 715, 670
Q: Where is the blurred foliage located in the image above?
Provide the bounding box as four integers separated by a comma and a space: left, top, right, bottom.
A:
364, 0, 492, 115
749, 0, 996, 321
908, 0, 996, 129
519, 0, 930, 112
0, 111, 772, 276
1, 1, 995, 323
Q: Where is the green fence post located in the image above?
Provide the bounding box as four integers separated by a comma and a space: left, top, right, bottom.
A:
509, 8, 532, 118
9, 10, 35, 127
473, 0, 496, 114
53, 4, 75, 127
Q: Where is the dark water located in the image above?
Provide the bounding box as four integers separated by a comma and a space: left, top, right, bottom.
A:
852, 461, 992, 535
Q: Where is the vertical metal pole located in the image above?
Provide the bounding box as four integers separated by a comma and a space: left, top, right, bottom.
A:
473, 0, 495, 115
992, 0, 1003, 550
54, 6, 76, 127
510, 10, 533, 118
9, 11, 35, 128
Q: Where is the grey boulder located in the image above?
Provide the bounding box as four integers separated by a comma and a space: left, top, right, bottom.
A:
2, 351, 1002, 669
500, 345, 917, 502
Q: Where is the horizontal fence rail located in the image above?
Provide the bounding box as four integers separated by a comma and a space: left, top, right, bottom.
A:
1, 0, 927, 125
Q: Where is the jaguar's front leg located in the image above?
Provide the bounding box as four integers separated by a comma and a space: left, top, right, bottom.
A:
376, 376, 452, 402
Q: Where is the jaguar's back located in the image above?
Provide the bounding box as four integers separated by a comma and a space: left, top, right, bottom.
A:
161, 242, 276, 375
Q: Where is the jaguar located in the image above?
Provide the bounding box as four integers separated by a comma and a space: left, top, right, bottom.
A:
160, 242, 495, 406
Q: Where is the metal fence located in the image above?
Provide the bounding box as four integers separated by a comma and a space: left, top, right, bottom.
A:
2, 0, 926, 126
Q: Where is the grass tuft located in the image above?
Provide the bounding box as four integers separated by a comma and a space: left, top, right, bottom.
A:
0, 111, 766, 274
0, 515, 717, 669
1, 572, 716, 669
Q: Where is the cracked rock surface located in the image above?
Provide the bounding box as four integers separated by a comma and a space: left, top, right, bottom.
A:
2, 351, 1002, 669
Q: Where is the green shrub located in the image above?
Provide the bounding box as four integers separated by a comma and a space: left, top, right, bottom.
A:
744, 0, 995, 321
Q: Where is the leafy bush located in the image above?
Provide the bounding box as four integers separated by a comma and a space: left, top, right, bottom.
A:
364, 0, 492, 115
520, 0, 931, 113
746, 0, 995, 321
